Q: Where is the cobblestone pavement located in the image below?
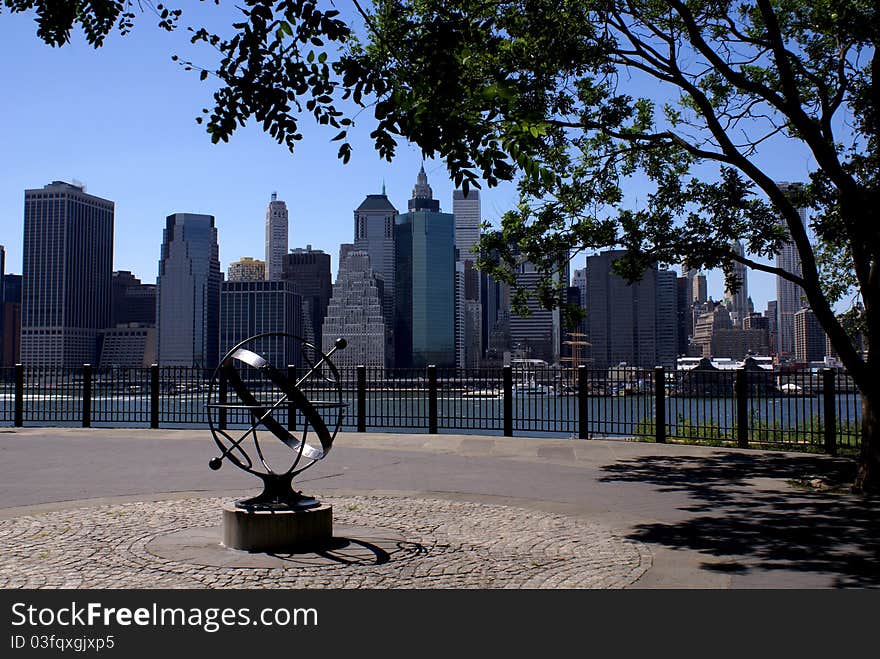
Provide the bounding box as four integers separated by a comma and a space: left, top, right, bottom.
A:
0, 495, 651, 589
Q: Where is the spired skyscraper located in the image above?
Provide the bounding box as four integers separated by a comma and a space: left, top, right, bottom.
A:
394, 167, 456, 368
21, 181, 114, 367
265, 192, 288, 281
157, 213, 221, 368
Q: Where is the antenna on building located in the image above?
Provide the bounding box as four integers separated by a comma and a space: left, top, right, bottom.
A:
382, 180, 386, 196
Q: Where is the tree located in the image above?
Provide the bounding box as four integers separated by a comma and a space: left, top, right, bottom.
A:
6, 0, 880, 492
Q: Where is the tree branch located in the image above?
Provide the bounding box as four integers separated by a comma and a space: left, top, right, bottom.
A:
728, 251, 804, 287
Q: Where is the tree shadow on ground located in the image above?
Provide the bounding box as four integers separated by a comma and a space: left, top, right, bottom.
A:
600, 452, 879, 587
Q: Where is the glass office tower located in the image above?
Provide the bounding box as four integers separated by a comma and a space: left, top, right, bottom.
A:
157, 213, 221, 369
394, 167, 455, 368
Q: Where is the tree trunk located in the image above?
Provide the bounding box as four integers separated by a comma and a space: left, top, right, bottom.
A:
854, 390, 880, 494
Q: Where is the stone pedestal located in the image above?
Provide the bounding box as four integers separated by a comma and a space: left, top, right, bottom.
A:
222, 503, 333, 552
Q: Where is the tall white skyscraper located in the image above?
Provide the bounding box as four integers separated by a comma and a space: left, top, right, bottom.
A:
725, 240, 749, 327
453, 189, 481, 258
455, 261, 466, 367
453, 188, 482, 366
775, 182, 807, 356
265, 192, 288, 281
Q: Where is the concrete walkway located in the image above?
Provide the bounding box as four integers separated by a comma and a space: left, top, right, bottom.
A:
0, 427, 876, 588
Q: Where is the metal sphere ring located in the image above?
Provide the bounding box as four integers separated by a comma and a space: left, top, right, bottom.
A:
205, 333, 347, 509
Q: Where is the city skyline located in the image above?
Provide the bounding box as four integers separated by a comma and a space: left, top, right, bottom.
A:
3, 173, 820, 365
0, 180, 833, 370
1, 174, 783, 303
0, 9, 814, 312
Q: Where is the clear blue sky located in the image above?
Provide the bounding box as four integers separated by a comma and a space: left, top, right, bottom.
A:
0, 5, 819, 312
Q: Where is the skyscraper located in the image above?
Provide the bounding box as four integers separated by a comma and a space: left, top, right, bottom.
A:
99, 324, 157, 367
676, 276, 691, 356
282, 245, 332, 351
584, 250, 677, 369
0, 245, 21, 366
455, 259, 466, 367
394, 168, 456, 368
481, 270, 505, 359
765, 300, 778, 353
508, 257, 562, 364
105, 270, 157, 367
453, 189, 483, 367
681, 263, 696, 294
111, 271, 157, 327
408, 165, 440, 212
227, 257, 266, 282
794, 307, 827, 363
725, 240, 749, 327
453, 188, 481, 259
157, 213, 221, 368
265, 192, 288, 281
322, 249, 386, 372
220, 280, 302, 368
461, 260, 483, 367
21, 181, 114, 367
1, 274, 22, 367
572, 268, 587, 307
692, 272, 708, 304
775, 181, 807, 356
354, 188, 398, 361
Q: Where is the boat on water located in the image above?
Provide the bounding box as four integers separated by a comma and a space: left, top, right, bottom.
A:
512, 382, 555, 396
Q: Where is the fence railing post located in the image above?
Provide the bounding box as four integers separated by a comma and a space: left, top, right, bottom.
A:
357, 365, 367, 433
287, 365, 296, 432
218, 368, 228, 431
503, 365, 513, 437
823, 368, 837, 456
654, 366, 666, 444
578, 365, 589, 439
14, 363, 23, 427
735, 367, 749, 449
150, 364, 159, 429
82, 364, 92, 428
427, 365, 438, 434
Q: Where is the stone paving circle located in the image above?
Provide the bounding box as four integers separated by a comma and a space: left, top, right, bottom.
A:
0, 495, 652, 588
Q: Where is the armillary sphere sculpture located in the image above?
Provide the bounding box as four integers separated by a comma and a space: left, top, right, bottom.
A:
206, 333, 347, 510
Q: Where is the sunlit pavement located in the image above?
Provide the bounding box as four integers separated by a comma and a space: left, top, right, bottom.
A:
0, 428, 875, 588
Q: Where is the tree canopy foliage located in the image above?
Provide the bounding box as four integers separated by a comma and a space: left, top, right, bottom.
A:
5, 0, 880, 490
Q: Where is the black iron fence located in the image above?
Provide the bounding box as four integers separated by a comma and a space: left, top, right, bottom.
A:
0, 363, 863, 454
